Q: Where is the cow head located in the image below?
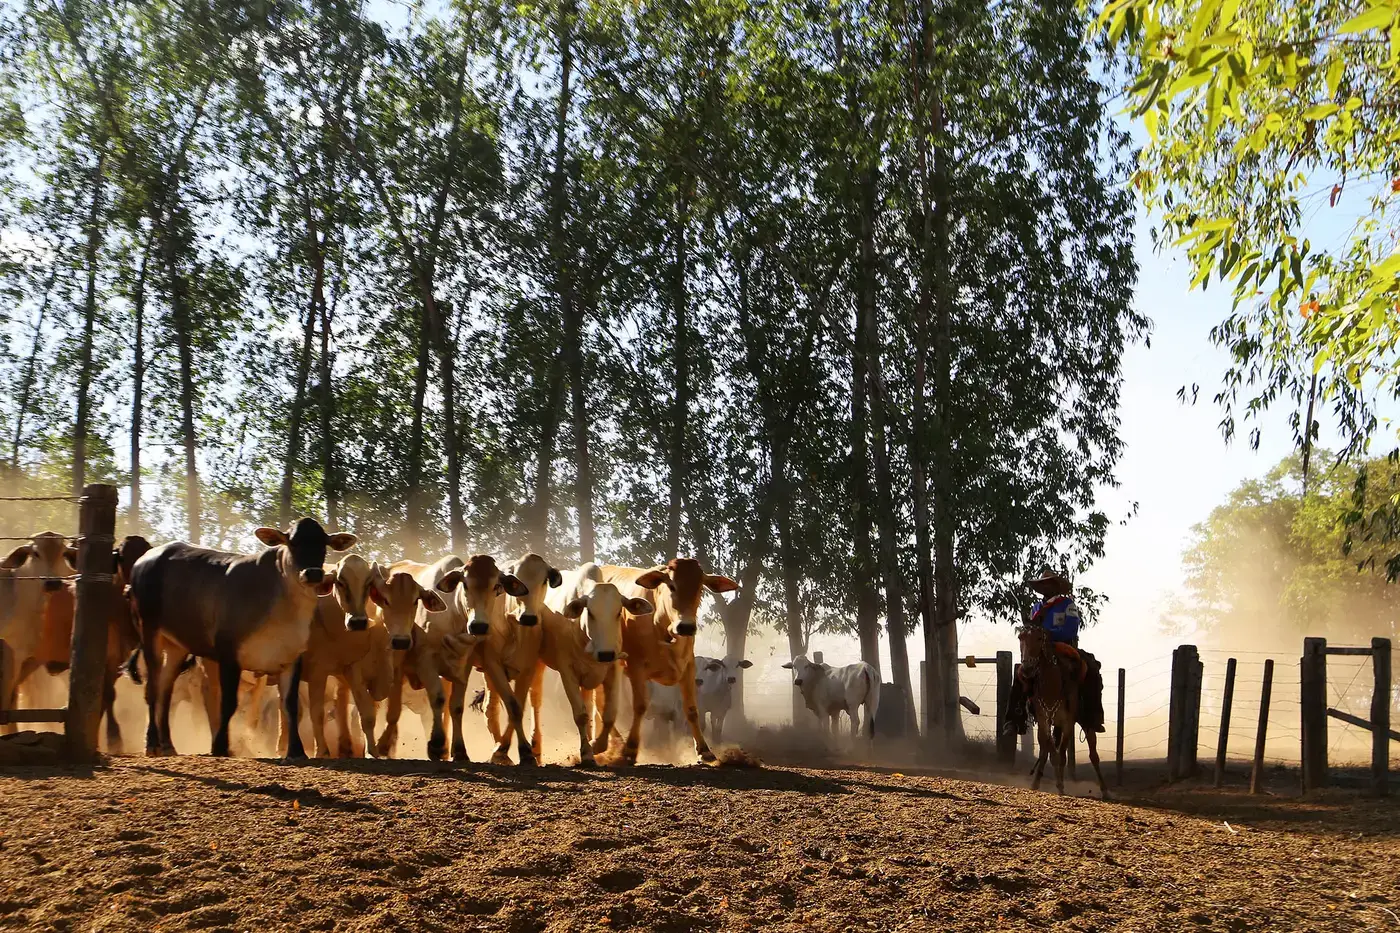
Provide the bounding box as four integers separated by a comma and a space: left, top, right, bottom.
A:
255, 518, 356, 591
632, 558, 738, 637
370, 568, 444, 650
503, 553, 562, 627
781, 654, 827, 689
111, 535, 152, 586
697, 656, 753, 689
2, 532, 77, 592
562, 579, 650, 663
435, 555, 528, 637
324, 554, 374, 631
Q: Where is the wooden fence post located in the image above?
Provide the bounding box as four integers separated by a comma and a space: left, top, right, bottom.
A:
1185, 653, 1204, 777
1168, 645, 1186, 780
64, 483, 117, 761
1373, 637, 1391, 798
1214, 657, 1237, 787
1250, 659, 1274, 795
1115, 666, 1125, 787
1301, 637, 1328, 792
995, 650, 1015, 767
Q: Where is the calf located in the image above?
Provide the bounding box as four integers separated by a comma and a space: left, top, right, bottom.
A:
127, 518, 355, 757
304, 555, 443, 757
377, 555, 483, 760
0, 532, 77, 731
598, 558, 738, 764
434, 555, 535, 764
476, 554, 561, 763
536, 563, 649, 764
693, 655, 752, 745
100, 535, 153, 752
782, 654, 880, 738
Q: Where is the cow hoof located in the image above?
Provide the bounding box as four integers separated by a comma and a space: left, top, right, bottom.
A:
698, 750, 717, 764
427, 741, 447, 761
453, 748, 471, 763
489, 750, 512, 766
285, 747, 308, 762
518, 750, 537, 767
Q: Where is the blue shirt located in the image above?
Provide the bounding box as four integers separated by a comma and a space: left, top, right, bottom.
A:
1032, 596, 1081, 644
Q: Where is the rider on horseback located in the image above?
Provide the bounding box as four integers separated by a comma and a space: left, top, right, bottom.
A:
1020, 570, 1105, 733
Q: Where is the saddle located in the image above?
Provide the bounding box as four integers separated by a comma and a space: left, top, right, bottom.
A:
1052, 642, 1087, 681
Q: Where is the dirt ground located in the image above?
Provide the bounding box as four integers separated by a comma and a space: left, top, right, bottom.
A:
0, 751, 1397, 933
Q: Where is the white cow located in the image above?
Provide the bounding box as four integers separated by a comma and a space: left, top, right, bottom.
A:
693, 655, 751, 744
782, 654, 880, 739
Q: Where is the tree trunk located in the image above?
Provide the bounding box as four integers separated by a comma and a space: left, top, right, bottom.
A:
568, 302, 595, 563
404, 290, 433, 549
529, 1, 576, 560
73, 144, 109, 497
928, 90, 961, 741
864, 288, 918, 737
319, 278, 339, 531
279, 236, 321, 528
438, 296, 462, 550
129, 233, 152, 525
11, 253, 64, 472
666, 190, 690, 558
849, 112, 881, 675
163, 224, 201, 545
775, 440, 805, 725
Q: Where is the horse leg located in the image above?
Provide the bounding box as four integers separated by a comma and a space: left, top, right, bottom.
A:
1052, 720, 1070, 795
1030, 713, 1052, 791
1085, 729, 1110, 800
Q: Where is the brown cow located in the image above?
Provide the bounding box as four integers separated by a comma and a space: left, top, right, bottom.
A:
538, 562, 650, 764
598, 559, 738, 764
476, 554, 561, 763
434, 555, 535, 764
304, 555, 443, 757
377, 556, 481, 760
0, 532, 77, 732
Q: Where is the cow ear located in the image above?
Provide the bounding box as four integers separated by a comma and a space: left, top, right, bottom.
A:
737, 659, 753, 669
418, 588, 447, 613
780, 661, 793, 670
1, 545, 33, 569
255, 527, 288, 547
563, 596, 588, 619
703, 574, 739, 594
327, 533, 357, 552
634, 569, 670, 590
62, 546, 78, 567
547, 567, 563, 588
436, 569, 464, 592
623, 596, 653, 615
500, 574, 530, 598
314, 575, 336, 596
367, 578, 388, 608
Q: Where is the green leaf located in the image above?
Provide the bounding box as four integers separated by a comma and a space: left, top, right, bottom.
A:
1302, 103, 1341, 121
1338, 5, 1394, 35
1326, 57, 1345, 99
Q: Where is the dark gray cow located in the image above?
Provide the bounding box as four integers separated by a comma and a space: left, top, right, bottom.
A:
128, 518, 355, 758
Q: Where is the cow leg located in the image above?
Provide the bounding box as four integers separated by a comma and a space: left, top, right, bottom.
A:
3, 657, 39, 735
376, 661, 404, 759
713, 711, 724, 746
484, 687, 506, 746
528, 663, 545, 761
152, 651, 185, 756
618, 667, 650, 765
212, 660, 242, 757
447, 676, 471, 763
483, 659, 532, 766
348, 671, 377, 759
279, 656, 308, 760
679, 670, 716, 764
419, 658, 448, 761
558, 668, 593, 765
307, 668, 331, 758
102, 674, 121, 754
334, 680, 355, 757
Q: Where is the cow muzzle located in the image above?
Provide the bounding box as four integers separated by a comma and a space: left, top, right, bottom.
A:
390, 635, 412, 651
300, 567, 325, 585
727, 677, 736, 684
675, 616, 698, 637
468, 619, 489, 636
595, 650, 616, 663
346, 616, 368, 631
43, 579, 64, 593
518, 613, 539, 627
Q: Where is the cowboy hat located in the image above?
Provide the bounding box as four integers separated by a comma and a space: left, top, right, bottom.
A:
1026, 570, 1072, 597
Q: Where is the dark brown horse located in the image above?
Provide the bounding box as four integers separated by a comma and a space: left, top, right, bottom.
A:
1018, 624, 1109, 799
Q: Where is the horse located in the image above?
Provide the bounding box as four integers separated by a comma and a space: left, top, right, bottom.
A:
1017, 623, 1109, 799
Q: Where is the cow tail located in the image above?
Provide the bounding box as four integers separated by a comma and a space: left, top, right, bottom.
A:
124, 648, 143, 684
864, 667, 880, 738
470, 689, 487, 714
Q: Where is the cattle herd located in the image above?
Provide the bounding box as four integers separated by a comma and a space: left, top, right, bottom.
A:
0, 519, 881, 765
